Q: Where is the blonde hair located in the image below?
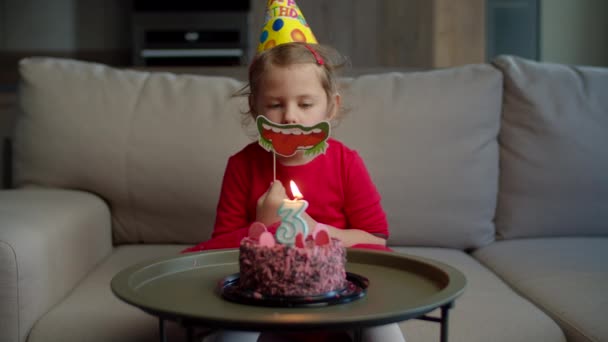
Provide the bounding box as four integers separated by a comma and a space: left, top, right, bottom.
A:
237, 43, 348, 121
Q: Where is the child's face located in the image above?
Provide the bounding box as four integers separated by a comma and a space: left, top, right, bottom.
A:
252, 63, 339, 126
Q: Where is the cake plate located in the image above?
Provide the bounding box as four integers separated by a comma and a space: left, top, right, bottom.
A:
111, 248, 466, 342
219, 271, 369, 307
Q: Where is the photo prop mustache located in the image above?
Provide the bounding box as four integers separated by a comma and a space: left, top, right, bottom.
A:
256, 116, 331, 157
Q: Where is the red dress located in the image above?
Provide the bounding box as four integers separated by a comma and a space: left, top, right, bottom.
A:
183, 138, 391, 252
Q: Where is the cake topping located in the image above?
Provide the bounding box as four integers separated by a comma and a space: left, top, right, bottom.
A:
295, 233, 305, 248
314, 229, 330, 246
311, 223, 331, 246
247, 222, 336, 248
248, 222, 268, 240
259, 232, 276, 247
311, 223, 328, 238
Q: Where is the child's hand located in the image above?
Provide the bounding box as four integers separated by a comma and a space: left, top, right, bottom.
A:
256, 181, 288, 226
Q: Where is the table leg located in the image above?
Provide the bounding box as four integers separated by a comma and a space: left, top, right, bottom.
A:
159, 318, 168, 342
353, 327, 362, 342
440, 303, 453, 342
186, 326, 195, 342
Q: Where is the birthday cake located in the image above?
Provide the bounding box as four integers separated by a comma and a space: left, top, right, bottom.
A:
238, 223, 347, 297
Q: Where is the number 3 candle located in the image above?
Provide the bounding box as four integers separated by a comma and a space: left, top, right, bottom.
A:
276, 180, 309, 246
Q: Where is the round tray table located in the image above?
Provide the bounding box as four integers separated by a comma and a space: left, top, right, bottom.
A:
111, 248, 466, 342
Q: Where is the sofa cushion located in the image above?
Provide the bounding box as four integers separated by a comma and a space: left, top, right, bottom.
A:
27, 245, 188, 342
391, 247, 565, 342
0, 188, 112, 342
336, 65, 502, 249
16, 58, 501, 249
493, 55, 608, 239
473, 238, 608, 342
16, 57, 251, 244
28, 245, 565, 342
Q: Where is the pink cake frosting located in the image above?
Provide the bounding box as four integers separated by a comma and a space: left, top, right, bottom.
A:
239, 236, 347, 297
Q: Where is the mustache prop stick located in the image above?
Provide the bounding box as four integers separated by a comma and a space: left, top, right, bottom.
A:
256, 115, 331, 180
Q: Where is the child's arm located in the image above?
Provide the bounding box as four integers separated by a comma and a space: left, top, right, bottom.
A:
190, 152, 258, 252
255, 181, 288, 226
304, 149, 389, 248
303, 213, 386, 247
256, 182, 388, 247
327, 226, 387, 246
187, 154, 286, 252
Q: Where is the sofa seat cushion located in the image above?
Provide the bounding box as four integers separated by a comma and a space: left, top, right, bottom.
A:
392, 247, 565, 342
473, 238, 608, 342
27, 245, 189, 342
29, 245, 565, 342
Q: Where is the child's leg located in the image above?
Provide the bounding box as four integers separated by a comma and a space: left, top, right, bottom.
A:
258, 331, 351, 342
360, 323, 406, 342
203, 330, 260, 342
202, 324, 405, 342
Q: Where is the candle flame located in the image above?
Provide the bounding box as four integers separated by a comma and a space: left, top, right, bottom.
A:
290, 180, 303, 199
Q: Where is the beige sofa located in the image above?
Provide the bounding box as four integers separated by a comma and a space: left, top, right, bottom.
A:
1, 55, 606, 342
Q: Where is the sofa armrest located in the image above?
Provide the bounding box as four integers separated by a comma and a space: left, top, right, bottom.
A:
0, 188, 112, 342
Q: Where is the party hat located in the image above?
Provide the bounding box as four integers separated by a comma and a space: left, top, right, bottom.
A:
257, 0, 318, 53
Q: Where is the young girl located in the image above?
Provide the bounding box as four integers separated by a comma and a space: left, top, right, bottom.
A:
198, 42, 405, 342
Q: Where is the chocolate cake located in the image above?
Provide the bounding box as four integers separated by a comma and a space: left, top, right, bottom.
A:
238, 232, 347, 297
